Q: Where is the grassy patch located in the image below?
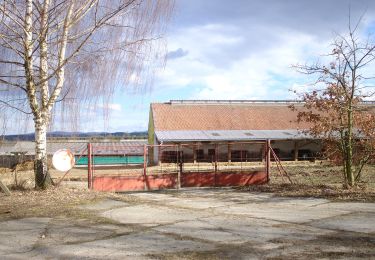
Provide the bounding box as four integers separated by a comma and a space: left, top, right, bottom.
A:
242, 164, 375, 201
0, 185, 137, 221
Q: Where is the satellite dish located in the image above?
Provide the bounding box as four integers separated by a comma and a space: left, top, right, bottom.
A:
52, 149, 75, 172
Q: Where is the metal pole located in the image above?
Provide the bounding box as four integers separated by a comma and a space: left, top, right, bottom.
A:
87, 143, 92, 189
143, 145, 148, 191
177, 145, 182, 190
266, 139, 271, 183
214, 143, 218, 173
214, 143, 218, 187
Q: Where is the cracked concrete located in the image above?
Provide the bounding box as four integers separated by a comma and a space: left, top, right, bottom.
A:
0, 188, 374, 259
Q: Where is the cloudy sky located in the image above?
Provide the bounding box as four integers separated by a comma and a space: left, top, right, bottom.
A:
95, 0, 375, 133
7, 0, 375, 134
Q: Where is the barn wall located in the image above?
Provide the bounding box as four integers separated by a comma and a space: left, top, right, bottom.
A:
0, 155, 34, 168
271, 140, 321, 160
155, 140, 322, 164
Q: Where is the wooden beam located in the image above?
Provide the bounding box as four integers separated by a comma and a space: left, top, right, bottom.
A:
0, 180, 11, 196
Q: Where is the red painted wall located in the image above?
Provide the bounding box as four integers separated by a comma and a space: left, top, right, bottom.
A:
92, 171, 267, 192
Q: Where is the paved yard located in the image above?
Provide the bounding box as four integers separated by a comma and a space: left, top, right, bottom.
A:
1, 188, 374, 259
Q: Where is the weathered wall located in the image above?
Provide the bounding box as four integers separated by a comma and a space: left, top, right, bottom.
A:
92, 171, 267, 192
0, 155, 34, 168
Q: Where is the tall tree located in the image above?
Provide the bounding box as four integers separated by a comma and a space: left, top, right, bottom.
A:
293, 18, 375, 187
0, 0, 174, 189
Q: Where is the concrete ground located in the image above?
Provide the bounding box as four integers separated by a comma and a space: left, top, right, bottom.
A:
1, 188, 374, 259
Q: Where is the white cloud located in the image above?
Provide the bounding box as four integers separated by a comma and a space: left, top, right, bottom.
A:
96, 103, 122, 111
107, 103, 122, 111
157, 23, 335, 100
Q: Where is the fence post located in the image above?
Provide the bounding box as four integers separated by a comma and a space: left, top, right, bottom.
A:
143, 145, 148, 191
177, 145, 182, 190
87, 143, 92, 189
266, 139, 271, 182
214, 144, 218, 187
214, 144, 218, 174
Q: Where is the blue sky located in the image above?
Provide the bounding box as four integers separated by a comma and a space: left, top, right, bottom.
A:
5, 0, 375, 134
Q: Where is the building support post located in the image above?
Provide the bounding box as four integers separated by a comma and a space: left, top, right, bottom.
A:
193, 143, 197, 164
294, 141, 299, 161
158, 145, 161, 166
227, 142, 232, 163
266, 139, 271, 183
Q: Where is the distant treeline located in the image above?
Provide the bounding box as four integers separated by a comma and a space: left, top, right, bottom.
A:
2, 131, 148, 141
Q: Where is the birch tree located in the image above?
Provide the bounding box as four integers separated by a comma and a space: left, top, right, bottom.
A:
0, 0, 174, 189
293, 18, 375, 188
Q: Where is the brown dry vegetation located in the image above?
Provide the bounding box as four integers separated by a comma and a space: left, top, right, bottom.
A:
243, 164, 375, 202
0, 161, 137, 221
0, 162, 374, 221
0, 184, 140, 222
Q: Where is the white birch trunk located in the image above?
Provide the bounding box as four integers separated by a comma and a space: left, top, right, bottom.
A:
1, 0, 173, 189
34, 115, 52, 188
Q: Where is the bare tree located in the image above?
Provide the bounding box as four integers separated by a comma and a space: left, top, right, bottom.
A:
0, 0, 174, 189
292, 17, 375, 188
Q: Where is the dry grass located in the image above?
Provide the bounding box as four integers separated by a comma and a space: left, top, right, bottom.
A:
0, 184, 138, 221
243, 183, 375, 202
274, 164, 375, 187
1, 162, 374, 218
242, 164, 375, 202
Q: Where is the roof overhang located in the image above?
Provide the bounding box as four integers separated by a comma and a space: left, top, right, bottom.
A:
155, 130, 313, 143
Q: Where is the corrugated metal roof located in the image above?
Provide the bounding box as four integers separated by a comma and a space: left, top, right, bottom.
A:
0, 140, 147, 155
91, 141, 146, 155
155, 130, 312, 142
0, 142, 18, 154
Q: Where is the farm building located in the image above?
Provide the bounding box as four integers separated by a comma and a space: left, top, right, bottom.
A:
0, 140, 146, 168
148, 100, 322, 165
